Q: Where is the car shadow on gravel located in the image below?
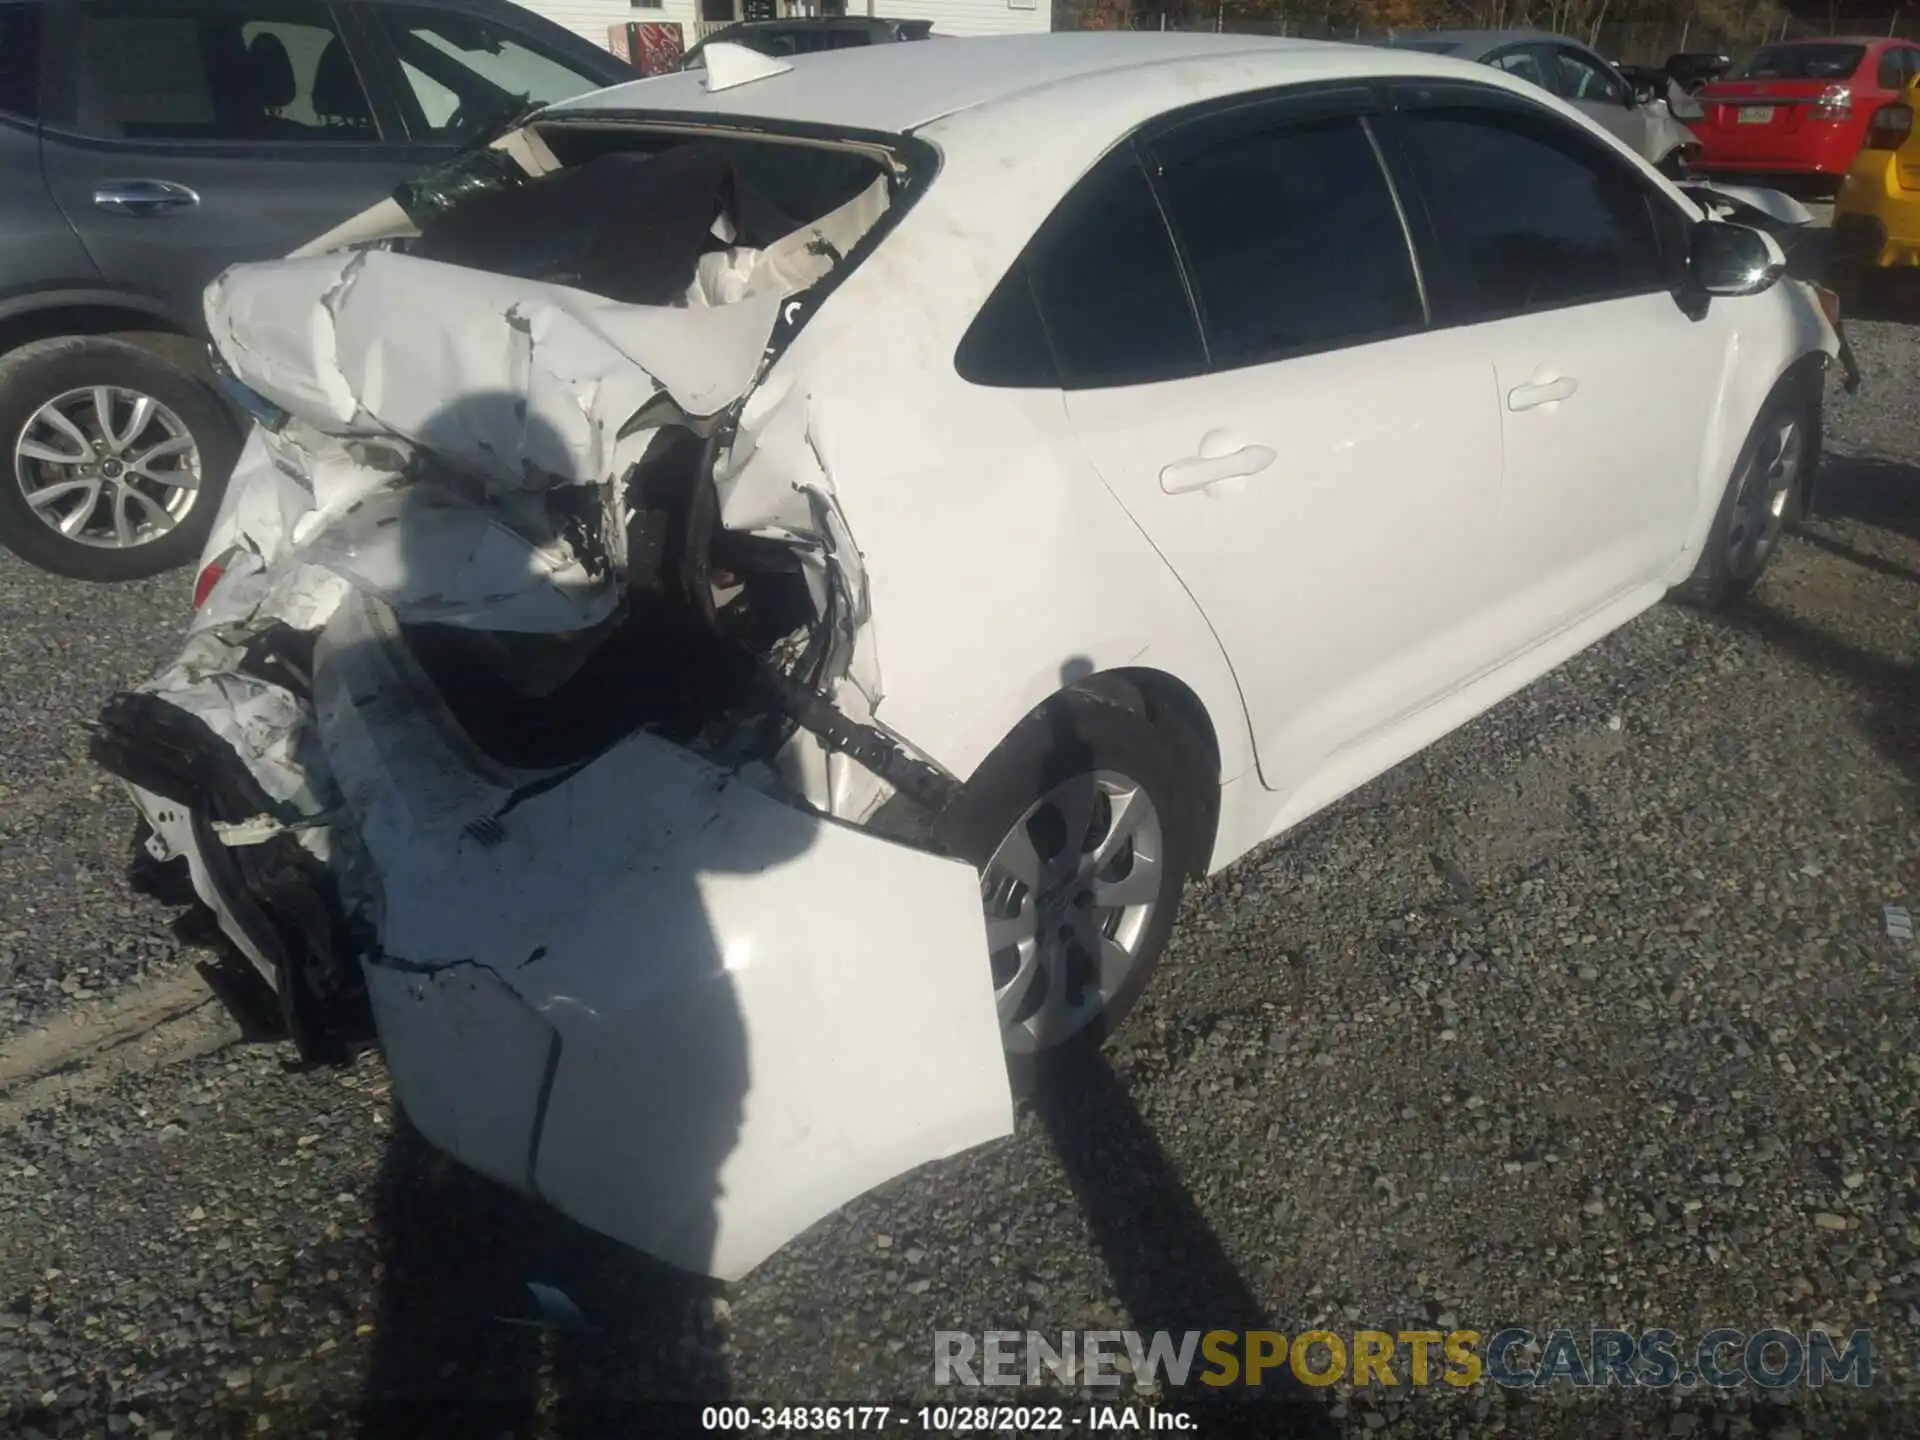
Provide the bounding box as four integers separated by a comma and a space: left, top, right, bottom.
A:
1712, 600, 1920, 798
351, 1113, 730, 1439
1029, 1054, 1338, 1437
1025, 663, 1336, 1437
1809, 451, 1920, 547
1833, 271, 1920, 325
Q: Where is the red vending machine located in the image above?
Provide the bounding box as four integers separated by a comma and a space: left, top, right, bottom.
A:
608, 20, 687, 75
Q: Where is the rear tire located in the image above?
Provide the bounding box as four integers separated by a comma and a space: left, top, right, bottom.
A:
937, 686, 1206, 1092
1670, 384, 1816, 610
0, 335, 239, 581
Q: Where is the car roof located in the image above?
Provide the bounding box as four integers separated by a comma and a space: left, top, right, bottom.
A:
550, 31, 1498, 135
1385, 29, 1587, 55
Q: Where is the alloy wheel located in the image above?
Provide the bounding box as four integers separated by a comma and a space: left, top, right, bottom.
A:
14, 386, 201, 550
1725, 414, 1801, 581
979, 769, 1165, 1054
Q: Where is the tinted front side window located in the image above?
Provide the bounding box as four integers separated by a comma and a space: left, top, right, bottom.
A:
1490, 48, 1551, 90
1399, 105, 1665, 319
1025, 152, 1204, 390
1876, 49, 1910, 90
1152, 115, 1424, 366
75, 1, 373, 141
1553, 50, 1627, 104
0, 3, 38, 120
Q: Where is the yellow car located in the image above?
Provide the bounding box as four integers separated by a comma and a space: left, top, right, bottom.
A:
1832, 85, 1920, 285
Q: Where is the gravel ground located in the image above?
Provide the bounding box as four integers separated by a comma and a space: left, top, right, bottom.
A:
1, 322, 1917, 1438
0, 567, 203, 1040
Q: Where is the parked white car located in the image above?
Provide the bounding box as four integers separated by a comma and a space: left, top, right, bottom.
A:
1384, 29, 1705, 175
95, 33, 1840, 1280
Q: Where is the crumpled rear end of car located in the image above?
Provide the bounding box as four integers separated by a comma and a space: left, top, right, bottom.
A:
90, 123, 1013, 1279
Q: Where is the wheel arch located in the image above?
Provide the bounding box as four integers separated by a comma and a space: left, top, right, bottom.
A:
1076, 666, 1224, 880
0, 291, 202, 360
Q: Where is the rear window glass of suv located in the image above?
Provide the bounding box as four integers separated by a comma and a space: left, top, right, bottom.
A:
1731, 44, 1865, 80
0, 3, 39, 120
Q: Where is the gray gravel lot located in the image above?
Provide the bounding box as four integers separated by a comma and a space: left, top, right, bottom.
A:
2, 321, 1918, 1438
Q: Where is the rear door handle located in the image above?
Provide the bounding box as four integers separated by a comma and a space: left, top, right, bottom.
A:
1159, 435, 1277, 495
1507, 376, 1579, 411
93, 179, 201, 217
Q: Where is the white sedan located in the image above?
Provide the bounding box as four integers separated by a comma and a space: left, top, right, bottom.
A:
93, 33, 1840, 1280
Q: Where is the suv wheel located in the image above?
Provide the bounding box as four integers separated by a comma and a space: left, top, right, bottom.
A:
0, 335, 240, 582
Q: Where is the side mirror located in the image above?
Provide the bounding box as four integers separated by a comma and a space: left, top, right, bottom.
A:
1689, 221, 1786, 297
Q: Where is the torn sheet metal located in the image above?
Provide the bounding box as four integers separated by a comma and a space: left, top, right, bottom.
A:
204, 250, 785, 634
1689, 183, 1816, 230
205, 250, 783, 471
316, 590, 1012, 1279
713, 372, 884, 715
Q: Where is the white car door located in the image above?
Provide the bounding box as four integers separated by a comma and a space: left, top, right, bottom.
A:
1384, 83, 1727, 638
1023, 94, 1512, 796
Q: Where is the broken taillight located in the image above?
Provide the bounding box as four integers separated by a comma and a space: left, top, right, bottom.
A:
192, 561, 226, 610
1865, 101, 1914, 149
1812, 84, 1854, 120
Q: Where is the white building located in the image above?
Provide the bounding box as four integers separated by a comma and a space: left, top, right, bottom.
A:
527, 0, 1051, 56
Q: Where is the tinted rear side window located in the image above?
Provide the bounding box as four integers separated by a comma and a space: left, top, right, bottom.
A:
1151, 114, 1424, 367
955, 260, 1057, 388
75, 1, 374, 141
1396, 103, 1665, 319
1025, 150, 1205, 390
0, 3, 39, 121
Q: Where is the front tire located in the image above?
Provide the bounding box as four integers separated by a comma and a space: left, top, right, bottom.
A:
0, 335, 240, 581
1670, 384, 1815, 609
937, 687, 1203, 1089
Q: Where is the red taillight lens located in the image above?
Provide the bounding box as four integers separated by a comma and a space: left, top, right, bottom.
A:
192, 561, 226, 609
1865, 101, 1914, 149
1813, 83, 1854, 120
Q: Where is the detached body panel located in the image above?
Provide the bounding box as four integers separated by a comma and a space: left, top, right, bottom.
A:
318, 594, 1012, 1280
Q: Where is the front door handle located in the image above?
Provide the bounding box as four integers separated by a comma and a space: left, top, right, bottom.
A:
1159, 433, 1277, 495
1507, 376, 1579, 411
93, 179, 201, 217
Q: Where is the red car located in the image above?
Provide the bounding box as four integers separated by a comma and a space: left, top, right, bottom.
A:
1688, 36, 1920, 181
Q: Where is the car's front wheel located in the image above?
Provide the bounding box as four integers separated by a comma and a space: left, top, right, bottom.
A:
1670, 383, 1816, 609
937, 685, 1206, 1088
0, 335, 240, 581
